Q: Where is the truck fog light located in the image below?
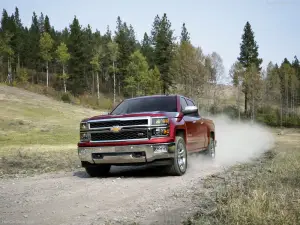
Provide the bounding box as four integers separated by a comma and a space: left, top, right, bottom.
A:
153, 145, 168, 153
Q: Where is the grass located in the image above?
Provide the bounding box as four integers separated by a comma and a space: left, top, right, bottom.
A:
184, 129, 300, 225
7, 82, 115, 110
0, 85, 104, 177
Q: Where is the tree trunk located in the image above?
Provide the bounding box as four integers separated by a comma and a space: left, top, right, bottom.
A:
237, 84, 241, 122
92, 71, 95, 95
244, 90, 248, 117
113, 61, 116, 105
17, 54, 20, 79
46, 61, 49, 88
63, 65, 66, 93
252, 91, 255, 123
96, 71, 100, 100
280, 94, 283, 128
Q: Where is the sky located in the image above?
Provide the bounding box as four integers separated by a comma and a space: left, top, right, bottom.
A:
2, 0, 300, 81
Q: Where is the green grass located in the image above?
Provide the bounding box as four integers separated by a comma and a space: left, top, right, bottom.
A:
0, 85, 103, 177
184, 130, 300, 225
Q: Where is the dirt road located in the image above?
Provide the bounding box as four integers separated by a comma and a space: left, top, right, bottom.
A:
0, 116, 275, 225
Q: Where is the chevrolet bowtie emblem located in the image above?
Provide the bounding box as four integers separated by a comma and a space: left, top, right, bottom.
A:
111, 126, 121, 133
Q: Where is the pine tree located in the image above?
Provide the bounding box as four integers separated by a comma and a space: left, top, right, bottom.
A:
151, 13, 175, 94
13, 7, 24, 74
67, 16, 86, 95
38, 12, 45, 33
141, 32, 154, 68
82, 24, 94, 92
180, 23, 190, 43
28, 12, 40, 72
237, 21, 263, 116
44, 15, 51, 34
1, 9, 10, 32
114, 17, 137, 95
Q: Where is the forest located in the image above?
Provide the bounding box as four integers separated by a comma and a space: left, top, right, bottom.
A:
0, 7, 299, 127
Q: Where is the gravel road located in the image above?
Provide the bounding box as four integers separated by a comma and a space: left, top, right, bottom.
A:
0, 160, 222, 225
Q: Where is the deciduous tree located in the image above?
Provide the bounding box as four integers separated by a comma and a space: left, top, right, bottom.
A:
55, 42, 70, 92
39, 32, 53, 87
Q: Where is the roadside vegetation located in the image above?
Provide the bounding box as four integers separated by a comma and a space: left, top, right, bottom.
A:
185, 129, 300, 225
0, 85, 101, 177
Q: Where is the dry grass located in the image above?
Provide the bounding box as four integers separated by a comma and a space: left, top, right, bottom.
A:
0, 85, 104, 177
185, 129, 300, 225
9, 82, 114, 110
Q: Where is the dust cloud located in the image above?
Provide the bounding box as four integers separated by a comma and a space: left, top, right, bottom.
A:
188, 114, 275, 172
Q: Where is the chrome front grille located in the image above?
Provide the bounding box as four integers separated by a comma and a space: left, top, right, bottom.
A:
87, 117, 150, 142
89, 119, 148, 129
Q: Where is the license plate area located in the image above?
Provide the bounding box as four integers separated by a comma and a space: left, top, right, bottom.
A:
92, 152, 146, 159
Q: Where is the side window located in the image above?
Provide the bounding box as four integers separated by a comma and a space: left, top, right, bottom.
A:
180, 97, 188, 111
186, 98, 200, 117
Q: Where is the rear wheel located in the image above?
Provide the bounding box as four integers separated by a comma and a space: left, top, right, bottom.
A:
85, 165, 111, 177
165, 136, 188, 176
204, 137, 216, 159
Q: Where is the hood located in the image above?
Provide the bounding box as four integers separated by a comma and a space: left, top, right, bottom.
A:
82, 111, 180, 122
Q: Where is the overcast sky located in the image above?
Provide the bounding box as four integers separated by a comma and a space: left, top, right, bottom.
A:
2, 0, 300, 79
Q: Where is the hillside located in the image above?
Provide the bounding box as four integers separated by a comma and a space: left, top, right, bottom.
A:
0, 84, 104, 176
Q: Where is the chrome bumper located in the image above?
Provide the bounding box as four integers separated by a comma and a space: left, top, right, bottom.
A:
78, 143, 176, 165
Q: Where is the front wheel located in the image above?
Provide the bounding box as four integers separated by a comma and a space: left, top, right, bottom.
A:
85, 165, 111, 177
165, 136, 188, 176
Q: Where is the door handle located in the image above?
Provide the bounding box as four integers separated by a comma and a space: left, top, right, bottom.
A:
200, 121, 204, 124
193, 121, 196, 123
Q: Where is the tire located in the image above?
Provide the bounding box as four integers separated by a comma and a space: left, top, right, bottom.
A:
204, 137, 216, 159
165, 136, 188, 176
85, 165, 111, 177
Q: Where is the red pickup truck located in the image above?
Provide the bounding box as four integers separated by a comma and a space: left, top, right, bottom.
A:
78, 95, 216, 177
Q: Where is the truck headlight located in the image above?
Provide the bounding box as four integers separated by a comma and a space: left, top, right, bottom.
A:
80, 132, 90, 142
152, 118, 169, 125
80, 122, 88, 130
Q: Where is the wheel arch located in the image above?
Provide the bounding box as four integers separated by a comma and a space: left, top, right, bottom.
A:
175, 128, 186, 143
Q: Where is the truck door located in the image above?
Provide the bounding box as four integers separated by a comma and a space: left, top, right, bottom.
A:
180, 97, 197, 151
185, 98, 206, 149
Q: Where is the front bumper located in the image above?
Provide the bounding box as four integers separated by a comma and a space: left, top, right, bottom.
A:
78, 142, 176, 165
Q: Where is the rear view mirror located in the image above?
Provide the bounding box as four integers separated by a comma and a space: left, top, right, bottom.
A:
182, 106, 198, 115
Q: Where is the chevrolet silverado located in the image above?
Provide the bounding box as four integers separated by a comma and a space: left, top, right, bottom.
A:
78, 95, 216, 176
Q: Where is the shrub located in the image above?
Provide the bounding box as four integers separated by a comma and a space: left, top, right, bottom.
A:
16, 68, 29, 84
61, 92, 72, 103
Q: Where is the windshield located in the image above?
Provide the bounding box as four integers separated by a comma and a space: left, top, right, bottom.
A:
110, 96, 177, 115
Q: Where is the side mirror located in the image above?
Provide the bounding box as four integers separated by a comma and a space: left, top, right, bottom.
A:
182, 106, 198, 115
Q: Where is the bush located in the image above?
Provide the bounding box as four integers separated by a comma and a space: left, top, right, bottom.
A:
78, 94, 113, 110
16, 68, 29, 84
61, 92, 72, 103
210, 105, 239, 119
256, 107, 300, 127
222, 105, 239, 119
